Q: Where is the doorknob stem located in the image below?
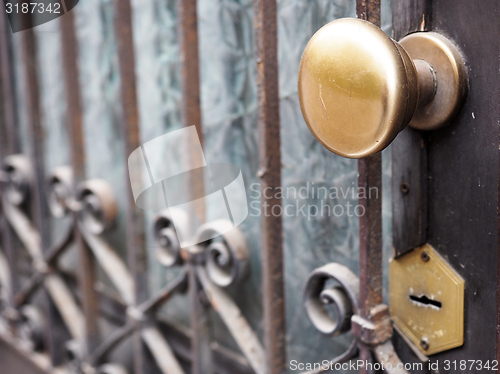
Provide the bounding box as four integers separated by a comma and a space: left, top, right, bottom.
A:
414, 59, 436, 107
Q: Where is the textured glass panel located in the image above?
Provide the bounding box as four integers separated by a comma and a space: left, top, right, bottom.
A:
199, 0, 257, 124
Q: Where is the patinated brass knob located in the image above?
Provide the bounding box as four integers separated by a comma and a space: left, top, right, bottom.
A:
298, 18, 468, 158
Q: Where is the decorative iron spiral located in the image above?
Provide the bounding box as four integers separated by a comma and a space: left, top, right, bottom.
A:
46, 166, 74, 218
302, 263, 361, 370
195, 220, 250, 288
1, 155, 33, 206
76, 179, 118, 235
153, 209, 187, 267
303, 263, 359, 337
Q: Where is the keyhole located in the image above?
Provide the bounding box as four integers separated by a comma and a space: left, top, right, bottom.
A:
409, 294, 442, 309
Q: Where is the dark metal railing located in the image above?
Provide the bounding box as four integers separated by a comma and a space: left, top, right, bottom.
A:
0, 1, 277, 373
0, 1, 412, 374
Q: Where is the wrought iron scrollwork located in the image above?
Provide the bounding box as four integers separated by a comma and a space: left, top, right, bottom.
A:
304, 263, 359, 337
197, 219, 250, 288
77, 179, 118, 235
303, 263, 410, 374
153, 210, 185, 267
0, 155, 264, 374
151, 216, 266, 374
0, 157, 190, 374
47, 166, 74, 218
0, 155, 85, 344
2, 154, 33, 207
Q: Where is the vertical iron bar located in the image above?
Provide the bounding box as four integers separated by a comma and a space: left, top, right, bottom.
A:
20, 24, 64, 363
113, 1, 152, 373
356, 1, 382, 372
177, 0, 202, 144
176, 0, 211, 373
0, 6, 20, 308
60, 10, 100, 355
0, 7, 19, 154
254, 1, 286, 373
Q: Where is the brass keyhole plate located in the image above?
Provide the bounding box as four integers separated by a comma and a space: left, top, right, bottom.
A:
389, 244, 464, 355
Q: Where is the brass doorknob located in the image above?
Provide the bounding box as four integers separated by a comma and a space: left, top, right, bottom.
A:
298, 18, 468, 158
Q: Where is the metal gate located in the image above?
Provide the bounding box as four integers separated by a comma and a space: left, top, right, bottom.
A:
0, 0, 499, 373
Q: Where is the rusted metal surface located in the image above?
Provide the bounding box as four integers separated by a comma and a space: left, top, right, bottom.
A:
188, 262, 214, 374
138, 270, 188, 314
357, 154, 383, 371
197, 266, 266, 374
141, 326, 186, 374
0, 320, 64, 374
177, 0, 205, 222
176, 0, 211, 372
189, 222, 257, 374
113, 1, 150, 372
301, 262, 408, 374
89, 271, 188, 367
356, 0, 381, 26
302, 263, 360, 374
254, 0, 286, 373
351, 304, 392, 346
177, 0, 202, 145
79, 225, 135, 306
60, 8, 101, 355
88, 322, 135, 366
113, 0, 147, 303
2, 196, 84, 340
355, 2, 383, 372
150, 216, 259, 373
357, 156, 383, 317
14, 225, 74, 306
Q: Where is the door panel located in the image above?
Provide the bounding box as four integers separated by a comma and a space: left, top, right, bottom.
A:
392, 0, 499, 371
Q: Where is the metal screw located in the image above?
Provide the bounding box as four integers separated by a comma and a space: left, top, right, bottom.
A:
400, 182, 410, 194
421, 251, 430, 262
420, 338, 429, 350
